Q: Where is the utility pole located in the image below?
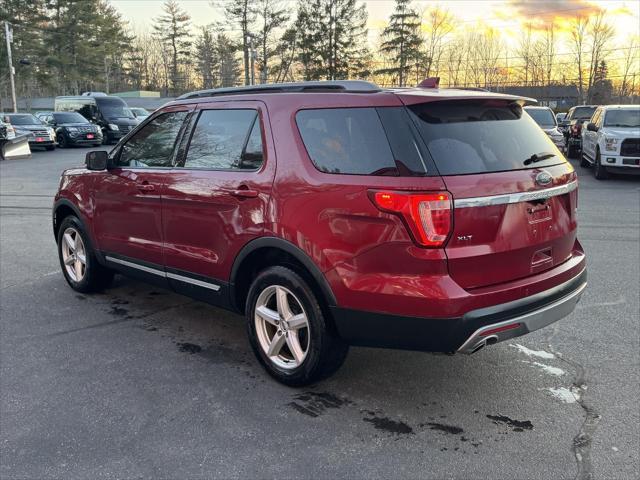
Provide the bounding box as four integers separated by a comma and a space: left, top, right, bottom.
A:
4, 21, 17, 112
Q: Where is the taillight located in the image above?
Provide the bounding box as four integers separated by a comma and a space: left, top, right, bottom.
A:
370, 190, 452, 247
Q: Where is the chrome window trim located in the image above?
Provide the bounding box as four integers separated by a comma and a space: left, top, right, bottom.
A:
105, 255, 220, 292
454, 180, 578, 209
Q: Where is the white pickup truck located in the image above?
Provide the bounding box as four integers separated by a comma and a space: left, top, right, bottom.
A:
581, 105, 640, 179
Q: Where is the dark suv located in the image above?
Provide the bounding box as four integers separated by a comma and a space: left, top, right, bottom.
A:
53, 81, 587, 385
563, 105, 598, 157
36, 112, 103, 147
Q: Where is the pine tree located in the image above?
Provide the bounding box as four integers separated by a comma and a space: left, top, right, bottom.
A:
378, 0, 423, 87
255, 0, 289, 83
224, 0, 256, 85
153, 0, 192, 95
216, 33, 241, 87
296, 0, 369, 81
195, 27, 218, 89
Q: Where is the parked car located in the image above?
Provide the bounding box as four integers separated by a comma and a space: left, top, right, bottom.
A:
53, 80, 587, 386
55, 94, 138, 144
524, 106, 565, 149
563, 105, 598, 157
130, 107, 150, 122
36, 111, 103, 148
580, 105, 640, 179
1, 113, 56, 150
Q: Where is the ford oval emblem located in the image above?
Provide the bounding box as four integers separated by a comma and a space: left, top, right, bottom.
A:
535, 170, 553, 187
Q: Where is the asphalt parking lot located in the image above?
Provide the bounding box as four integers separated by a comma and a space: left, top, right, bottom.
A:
1, 147, 638, 479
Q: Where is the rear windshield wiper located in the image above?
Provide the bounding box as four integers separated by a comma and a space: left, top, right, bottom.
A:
523, 152, 557, 166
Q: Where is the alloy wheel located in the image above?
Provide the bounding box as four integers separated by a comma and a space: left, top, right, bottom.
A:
61, 227, 87, 282
254, 285, 310, 370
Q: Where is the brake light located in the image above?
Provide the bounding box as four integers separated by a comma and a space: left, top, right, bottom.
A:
370, 191, 452, 247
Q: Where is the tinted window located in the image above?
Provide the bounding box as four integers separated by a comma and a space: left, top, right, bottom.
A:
118, 111, 187, 168
184, 109, 260, 170
53, 112, 89, 123
572, 106, 597, 120
240, 117, 264, 170
6, 114, 41, 125
525, 108, 555, 127
96, 97, 135, 119
604, 109, 640, 127
409, 100, 565, 175
296, 108, 398, 175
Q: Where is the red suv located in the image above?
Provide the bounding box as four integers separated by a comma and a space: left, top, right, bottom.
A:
53, 81, 587, 385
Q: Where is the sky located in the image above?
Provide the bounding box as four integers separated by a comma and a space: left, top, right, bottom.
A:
111, 0, 640, 47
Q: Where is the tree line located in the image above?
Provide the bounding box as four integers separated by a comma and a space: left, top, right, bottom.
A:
1, 0, 638, 104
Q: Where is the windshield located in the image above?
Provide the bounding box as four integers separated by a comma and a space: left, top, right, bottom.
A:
53, 112, 89, 123
95, 97, 134, 119
604, 109, 640, 128
573, 106, 596, 120
5, 114, 42, 125
131, 108, 149, 116
409, 100, 565, 175
526, 108, 556, 127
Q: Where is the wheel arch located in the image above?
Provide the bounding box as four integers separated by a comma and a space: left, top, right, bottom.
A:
229, 237, 337, 316
52, 199, 99, 257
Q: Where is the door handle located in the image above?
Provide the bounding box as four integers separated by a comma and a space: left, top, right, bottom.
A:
229, 188, 258, 198
136, 182, 155, 192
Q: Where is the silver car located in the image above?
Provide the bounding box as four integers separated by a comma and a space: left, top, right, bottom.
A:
524, 106, 565, 150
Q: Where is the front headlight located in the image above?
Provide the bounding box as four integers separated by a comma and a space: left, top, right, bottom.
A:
108, 124, 119, 131
604, 137, 618, 151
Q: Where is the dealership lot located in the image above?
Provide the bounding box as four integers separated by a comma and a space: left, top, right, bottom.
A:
1, 148, 638, 479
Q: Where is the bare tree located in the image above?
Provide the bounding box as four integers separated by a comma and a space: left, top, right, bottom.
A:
568, 16, 589, 103
255, 0, 289, 83
442, 37, 466, 87
586, 12, 615, 103
618, 39, 639, 99
516, 23, 534, 86
422, 6, 454, 78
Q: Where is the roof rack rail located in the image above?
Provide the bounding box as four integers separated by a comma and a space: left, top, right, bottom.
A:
177, 80, 381, 99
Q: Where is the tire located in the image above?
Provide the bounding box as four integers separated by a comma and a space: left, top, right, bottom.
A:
57, 215, 114, 293
57, 134, 68, 148
594, 149, 608, 180
246, 266, 349, 386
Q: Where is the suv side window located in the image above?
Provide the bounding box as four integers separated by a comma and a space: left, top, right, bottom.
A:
117, 111, 187, 168
296, 108, 397, 175
182, 109, 263, 170
296, 107, 432, 176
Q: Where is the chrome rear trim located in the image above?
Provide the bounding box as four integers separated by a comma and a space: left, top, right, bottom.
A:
455, 180, 578, 209
457, 280, 587, 354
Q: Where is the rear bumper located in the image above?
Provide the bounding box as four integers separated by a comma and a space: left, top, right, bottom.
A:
331, 268, 587, 353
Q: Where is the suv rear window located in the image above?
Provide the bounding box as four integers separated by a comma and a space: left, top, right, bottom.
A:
408, 100, 565, 175
296, 107, 430, 176
572, 106, 596, 120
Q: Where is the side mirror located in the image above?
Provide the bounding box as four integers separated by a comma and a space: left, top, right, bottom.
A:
86, 150, 108, 170
586, 122, 598, 132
